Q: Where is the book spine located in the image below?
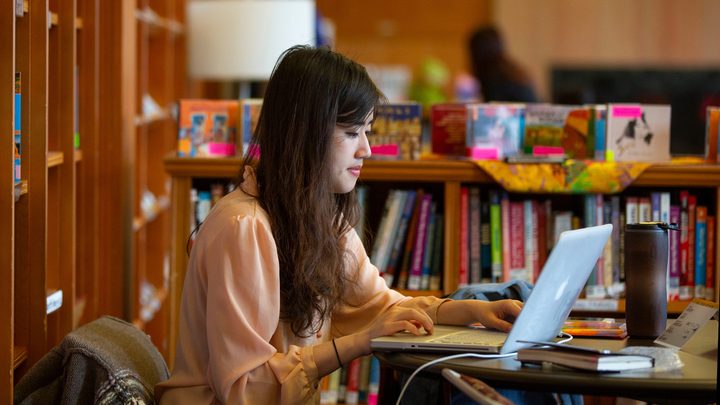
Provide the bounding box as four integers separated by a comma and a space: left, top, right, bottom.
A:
429, 213, 444, 291
668, 205, 681, 301
408, 194, 432, 290
489, 190, 503, 282
383, 190, 417, 287
344, 358, 361, 405
480, 198, 492, 281
369, 190, 397, 280
638, 197, 652, 222
14, 72, 21, 183
706, 215, 716, 300
420, 202, 437, 290
469, 187, 482, 284
509, 201, 526, 281
366, 357, 381, 405
625, 196, 639, 225
397, 190, 424, 289
687, 195, 697, 298
694, 206, 707, 299
500, 192, 511, 281
458, 187, 469, 287
679, 191, 691, 299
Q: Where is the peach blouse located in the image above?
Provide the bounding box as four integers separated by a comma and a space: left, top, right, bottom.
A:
155, 172, 446, 404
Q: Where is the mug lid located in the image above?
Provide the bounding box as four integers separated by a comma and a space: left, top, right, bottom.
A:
625, 221, 679, 231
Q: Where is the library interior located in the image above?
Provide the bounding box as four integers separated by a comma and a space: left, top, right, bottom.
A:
2, 0, 718, 404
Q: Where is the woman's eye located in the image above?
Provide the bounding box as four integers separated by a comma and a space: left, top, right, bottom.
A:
345, 131, 359, 138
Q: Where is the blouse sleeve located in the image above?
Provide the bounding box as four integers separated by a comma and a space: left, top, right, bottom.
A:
330, 228, 449, 336
199, 213, 318, 403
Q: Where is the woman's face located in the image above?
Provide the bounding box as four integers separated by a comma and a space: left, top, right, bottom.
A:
330, 113, 373, 194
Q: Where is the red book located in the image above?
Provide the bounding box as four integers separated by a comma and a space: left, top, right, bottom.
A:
509, 201, 525, 279
344, 358, 361, 404
430, 103, 468, 156
687, 195, 697, 298
501, 193, 511, 281
705, 216, 715, 301
679, 191, 691, 300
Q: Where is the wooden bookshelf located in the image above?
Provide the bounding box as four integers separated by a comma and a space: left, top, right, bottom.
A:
1, 0, 184, 400
164, 156, 720, 365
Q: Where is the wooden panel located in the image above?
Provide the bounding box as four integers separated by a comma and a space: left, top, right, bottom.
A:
167, 175, 191, 369
98, 0, 135, 319
1, 0, 17, 400
75, 0, 100, 326
317, 0, 492, 90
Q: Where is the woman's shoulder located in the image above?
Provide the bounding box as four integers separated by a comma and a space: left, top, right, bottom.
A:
198, 188, 271, 238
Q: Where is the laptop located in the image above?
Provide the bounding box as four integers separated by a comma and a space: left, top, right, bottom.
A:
371, 224, 613, 355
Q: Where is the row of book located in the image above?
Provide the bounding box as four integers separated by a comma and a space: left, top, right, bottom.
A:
175, 98, 720, 166
177, 98, 261, 158
14, 72, 21, 183
366, 188, 444, 291
375, 103, 720, 164
455, 186, 716, 301
319, 355, 381, 405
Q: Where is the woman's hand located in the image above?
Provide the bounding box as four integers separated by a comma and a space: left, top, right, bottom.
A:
353, 305, 434, 355
437, 299, 523, 332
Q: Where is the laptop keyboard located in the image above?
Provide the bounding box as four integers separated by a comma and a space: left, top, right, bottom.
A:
428, 330, 506, 346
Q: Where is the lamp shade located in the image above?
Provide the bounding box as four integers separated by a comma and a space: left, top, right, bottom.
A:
188, 0, 316, 81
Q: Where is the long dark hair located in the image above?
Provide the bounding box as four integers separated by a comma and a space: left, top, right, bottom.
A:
239, 46, 383, 337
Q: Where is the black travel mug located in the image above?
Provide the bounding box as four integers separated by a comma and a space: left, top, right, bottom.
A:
623, 222, 678, 338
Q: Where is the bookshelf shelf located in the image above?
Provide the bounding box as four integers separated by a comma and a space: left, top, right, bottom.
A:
47, 150, 64, 168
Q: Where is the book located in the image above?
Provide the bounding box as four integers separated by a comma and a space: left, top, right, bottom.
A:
407, 193, 432, 290
605, 104, 671, 162
430, 103, 469, 157
383, 190, 417, 287
523, 104, 590, 159
458, 187, 469, 287
705, 216, 716, 300
465, 103, 524, 159
371, 102, 422, 160
517, 341, 654, 372
668, 205, 681, 301
562, 319, 627, 339
240, 98, 262, 156
694, 206, 707, 299
178, 99, 239, 157
14, 72, 21, 183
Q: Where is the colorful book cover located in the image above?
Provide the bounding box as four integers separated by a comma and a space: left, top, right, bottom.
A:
371, 102, 422, 160
605, 104, 671, 162
705, 216, 715, 301
668, 205, 681, 301
465, 103, 524, 159
523, 104, 589, 158
178, 99, 238, 157
694, 206, 707, 299
240, 98, 262, 156
430, 103, 468, 157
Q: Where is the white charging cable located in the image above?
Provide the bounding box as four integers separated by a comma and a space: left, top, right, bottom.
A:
393, 332, 575, 405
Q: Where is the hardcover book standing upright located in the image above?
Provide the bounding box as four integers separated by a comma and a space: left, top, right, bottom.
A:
465, 103, 524, 160
606, 104, 671, 162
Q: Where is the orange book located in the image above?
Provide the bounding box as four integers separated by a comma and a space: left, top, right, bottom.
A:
178, 99, 239, 157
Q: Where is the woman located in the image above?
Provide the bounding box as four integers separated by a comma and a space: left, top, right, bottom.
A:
156, 45, 522, 404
